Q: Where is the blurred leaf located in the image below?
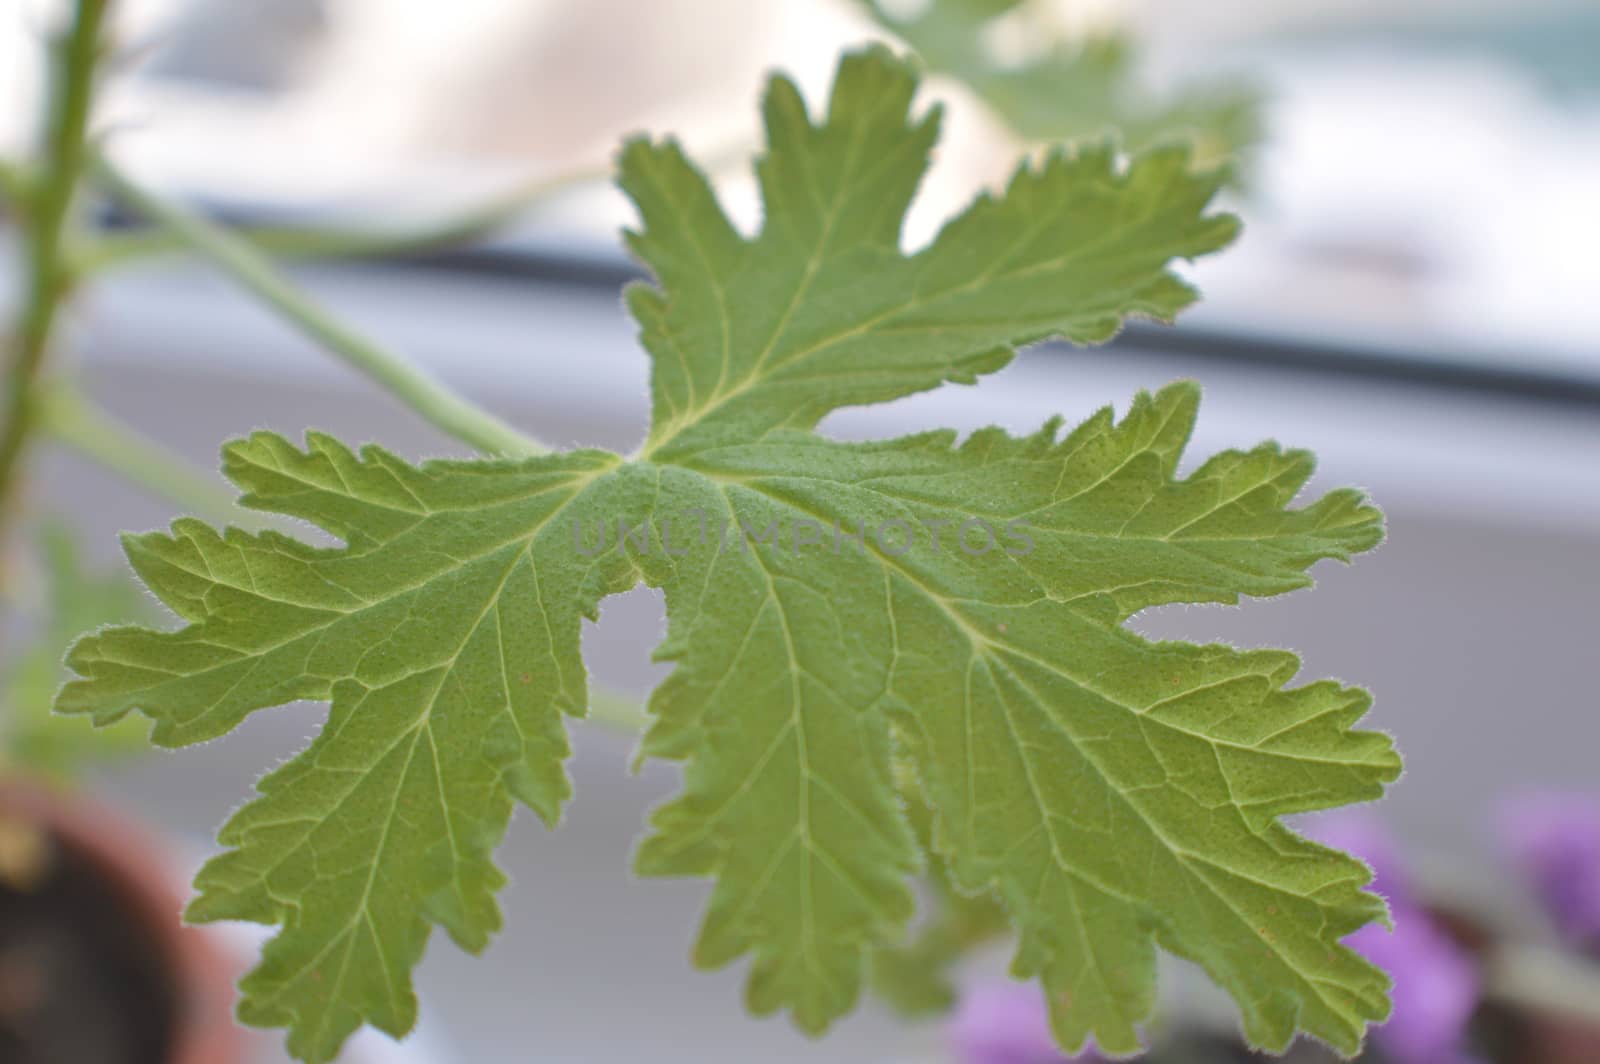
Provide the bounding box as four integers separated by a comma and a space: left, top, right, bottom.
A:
863, 0, 1262, 173
3, 526, 147, 780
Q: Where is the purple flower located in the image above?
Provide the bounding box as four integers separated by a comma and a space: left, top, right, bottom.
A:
1347, 913, 1481, 1064
1308, 812, 1482, 1064
1498, 792, 1600, 953
948, 979, 1093, 1064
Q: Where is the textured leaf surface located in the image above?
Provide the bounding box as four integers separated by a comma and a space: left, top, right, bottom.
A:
62, 439, 646, 1060
58, 47, 1395, 1062
862, 0, 1261, 172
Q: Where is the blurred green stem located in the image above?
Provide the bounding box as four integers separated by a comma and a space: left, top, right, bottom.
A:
93, 158, 550, 458
0, 159, 30, 208
38, 388, 241, 521
0, 0, 109, 585
78, 161, 611, 271
585, 686, 649, 734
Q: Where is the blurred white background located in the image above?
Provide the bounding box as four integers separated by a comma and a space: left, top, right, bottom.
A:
4, 0, 1598, 374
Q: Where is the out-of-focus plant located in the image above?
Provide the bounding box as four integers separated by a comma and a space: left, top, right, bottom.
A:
1500, 795, 1600, 956
860, 0, 1262, 175
1, 525, 146, 782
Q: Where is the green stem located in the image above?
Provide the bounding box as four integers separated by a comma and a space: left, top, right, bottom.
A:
37, 388, 241, 521
79, 161, 611, 271
0, 0, 109, 582
0, 159, 30, 209
585, 686, 649, 734
92, 158, 549, 458
77, 135, 755, 275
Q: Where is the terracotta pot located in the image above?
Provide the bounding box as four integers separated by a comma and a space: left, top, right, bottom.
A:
1515, 1010, 1600, 1064
1431, 902, 1600, 1064
0, 780, 246, 1064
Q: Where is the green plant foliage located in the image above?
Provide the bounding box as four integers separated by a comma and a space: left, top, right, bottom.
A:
55, 47, 1396, 1063
862, 0, 1262, 172
2, 526, 145, 779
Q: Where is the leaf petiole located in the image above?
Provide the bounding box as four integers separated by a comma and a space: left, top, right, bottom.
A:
0, 158, 32, 209
91, 157, 550, 459
75, 160, 611, 272
37, 386, 243, 522
0, 0, 110, 580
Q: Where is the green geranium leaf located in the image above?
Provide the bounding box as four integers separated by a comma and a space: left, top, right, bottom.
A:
57, 47, 1396, 1063
862, 0, 1262, 173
